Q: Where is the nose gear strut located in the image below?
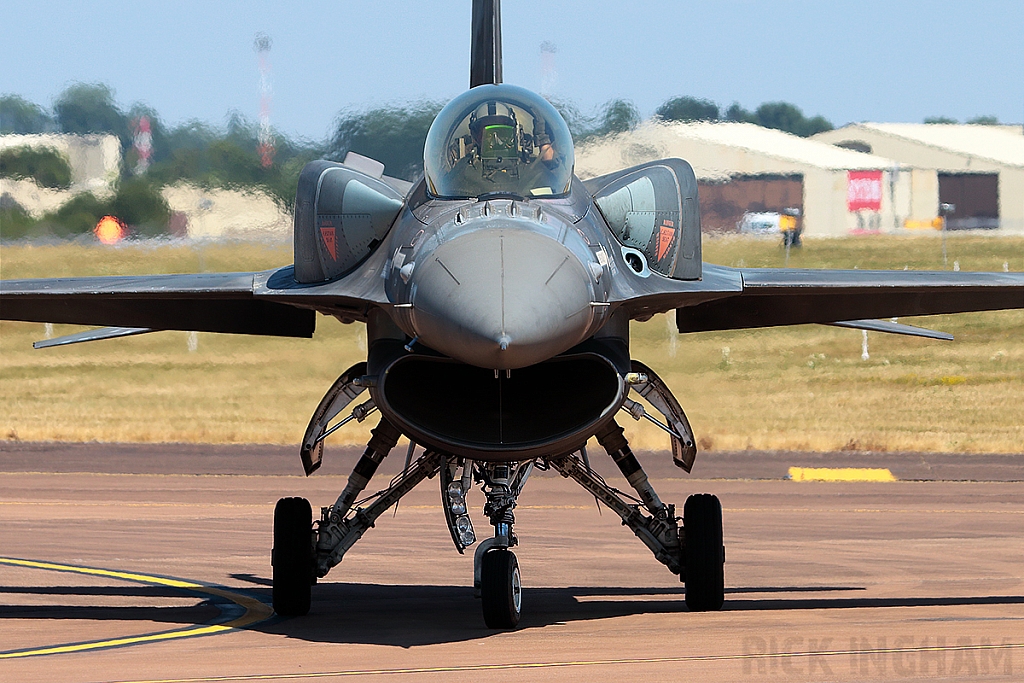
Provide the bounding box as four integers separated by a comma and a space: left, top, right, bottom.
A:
475, 461, 533, 628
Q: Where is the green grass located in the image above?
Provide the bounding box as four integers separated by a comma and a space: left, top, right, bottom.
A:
1, 234, 1022, 452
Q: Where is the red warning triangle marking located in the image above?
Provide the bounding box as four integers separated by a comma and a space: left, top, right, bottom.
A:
657, 225, 675, 261
320, 226, 337, 261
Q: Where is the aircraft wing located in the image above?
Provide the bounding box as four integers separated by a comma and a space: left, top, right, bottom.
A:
671, 264, 1024, 333
0, 270, 314, 337
0, 261, 390, 339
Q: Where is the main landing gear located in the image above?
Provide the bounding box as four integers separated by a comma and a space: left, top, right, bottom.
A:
272, 497, 315, 616
547, 419, 725, 612
271, 361, 724, 624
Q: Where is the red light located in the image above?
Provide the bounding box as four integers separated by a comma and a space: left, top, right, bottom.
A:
94, 215, 126, 245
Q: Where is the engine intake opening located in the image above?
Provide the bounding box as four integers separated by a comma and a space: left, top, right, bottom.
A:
375, 353, 623, 460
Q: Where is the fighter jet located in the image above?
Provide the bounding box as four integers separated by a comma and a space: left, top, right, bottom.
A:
2, 0, 1022, 629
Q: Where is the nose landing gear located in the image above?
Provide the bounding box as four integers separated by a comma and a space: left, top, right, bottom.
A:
476, 461, 532, 628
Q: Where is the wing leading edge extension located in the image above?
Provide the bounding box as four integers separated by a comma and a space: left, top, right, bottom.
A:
673, 265, 1024, 334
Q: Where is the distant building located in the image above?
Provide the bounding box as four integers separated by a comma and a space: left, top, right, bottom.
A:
814, 124, 1024, 233
0, 134, 122, 192
576, 122, 937, 236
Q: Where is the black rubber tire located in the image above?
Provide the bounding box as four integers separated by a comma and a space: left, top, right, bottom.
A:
272, 497, 314, 616
683, 493, 725, 612
480, 549, 522, 628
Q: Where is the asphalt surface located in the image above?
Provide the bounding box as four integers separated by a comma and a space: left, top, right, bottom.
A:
1, 442, 1022, 682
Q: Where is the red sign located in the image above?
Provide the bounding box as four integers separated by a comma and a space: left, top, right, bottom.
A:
320, 225, 337, 260
847, 170, 883, 212
656, 223, 675, 262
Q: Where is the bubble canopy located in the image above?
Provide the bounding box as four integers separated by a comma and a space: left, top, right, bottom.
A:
424, 84, 575, 200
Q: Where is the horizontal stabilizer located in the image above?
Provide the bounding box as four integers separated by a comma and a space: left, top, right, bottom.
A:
827, 319, 953, 340
34, 326, 153, 349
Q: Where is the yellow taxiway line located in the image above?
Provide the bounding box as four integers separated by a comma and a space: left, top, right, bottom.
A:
788, 467, 897, 482
0, 557, 272, 659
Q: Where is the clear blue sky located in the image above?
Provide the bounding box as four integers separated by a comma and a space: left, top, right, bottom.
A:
2, 0, 1022, 140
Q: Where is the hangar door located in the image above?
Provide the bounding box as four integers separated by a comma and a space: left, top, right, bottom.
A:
939, 173, 999, 230
697, 174, 803, 232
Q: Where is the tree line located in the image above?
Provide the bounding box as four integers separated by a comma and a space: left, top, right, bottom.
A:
2, 83, 997, 240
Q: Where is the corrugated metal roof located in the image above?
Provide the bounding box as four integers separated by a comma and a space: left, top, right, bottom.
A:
576, 121, 899, 178
838, 123, 1024, 168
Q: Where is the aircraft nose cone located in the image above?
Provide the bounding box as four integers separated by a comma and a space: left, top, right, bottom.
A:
410, 227, 594, 369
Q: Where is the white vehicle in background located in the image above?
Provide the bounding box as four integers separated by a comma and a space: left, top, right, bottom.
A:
738, 211, 782, 234
739, 208, 802, 245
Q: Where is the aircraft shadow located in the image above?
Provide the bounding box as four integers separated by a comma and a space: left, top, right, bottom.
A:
4, 583, 1023, 648
256, 583, 1024, 648
0, 585, 224, 627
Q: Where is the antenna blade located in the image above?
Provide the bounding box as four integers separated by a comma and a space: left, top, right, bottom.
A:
470, 0, 502, 88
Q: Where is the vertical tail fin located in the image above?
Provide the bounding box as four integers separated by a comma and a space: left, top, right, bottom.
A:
470, 0, 502, 88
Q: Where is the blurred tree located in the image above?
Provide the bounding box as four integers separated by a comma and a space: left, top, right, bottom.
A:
29, 179, 171, 237
145, 113, 319, 209
44, 192, 110, 236
655, 96, 720, 122
924, 116, 958, 124
753, 102, 805, 132
327, 101, 443, 181
109, 177, 171, 236
555, 98, 641, 143
724, 101, 831, 136
54, 83, 128, 142
594, 98, 641, 136
799, 114, 833, 137
724, 102, 756, 123
0, 195, 37, 240
0, 95, 54, 134
0, 146, 72, 188
967, 115, 998, 125
752, 102, 832, 136
545, 97, 589, 141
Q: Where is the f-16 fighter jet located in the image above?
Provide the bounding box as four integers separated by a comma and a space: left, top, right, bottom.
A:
2, 0, 1022, 628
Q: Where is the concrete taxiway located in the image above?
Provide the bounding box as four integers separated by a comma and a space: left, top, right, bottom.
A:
1, 441, 1022, 682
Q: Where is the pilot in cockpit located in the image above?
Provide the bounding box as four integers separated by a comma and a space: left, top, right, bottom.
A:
425, 84, 574, 200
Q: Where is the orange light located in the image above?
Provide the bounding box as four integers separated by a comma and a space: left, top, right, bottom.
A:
94, 215, 125, 245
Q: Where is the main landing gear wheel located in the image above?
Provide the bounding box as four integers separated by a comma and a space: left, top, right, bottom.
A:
683, 493, 725, 612
480, 549, 522, 628
272, 497, 314, 616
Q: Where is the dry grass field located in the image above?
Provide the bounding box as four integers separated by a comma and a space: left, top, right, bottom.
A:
1, 234, 1022, 453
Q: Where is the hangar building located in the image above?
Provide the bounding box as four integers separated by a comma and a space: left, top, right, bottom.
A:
575, 121, 939, 236
814, 124, 1024, 233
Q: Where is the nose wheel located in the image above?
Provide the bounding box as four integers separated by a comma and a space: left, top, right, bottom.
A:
480, 549, 522, 628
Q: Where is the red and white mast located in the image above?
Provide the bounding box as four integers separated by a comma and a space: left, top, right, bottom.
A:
254, 32, 275, 168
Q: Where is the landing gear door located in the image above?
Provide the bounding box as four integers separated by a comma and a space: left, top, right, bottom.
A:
589, 159, 702, 281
